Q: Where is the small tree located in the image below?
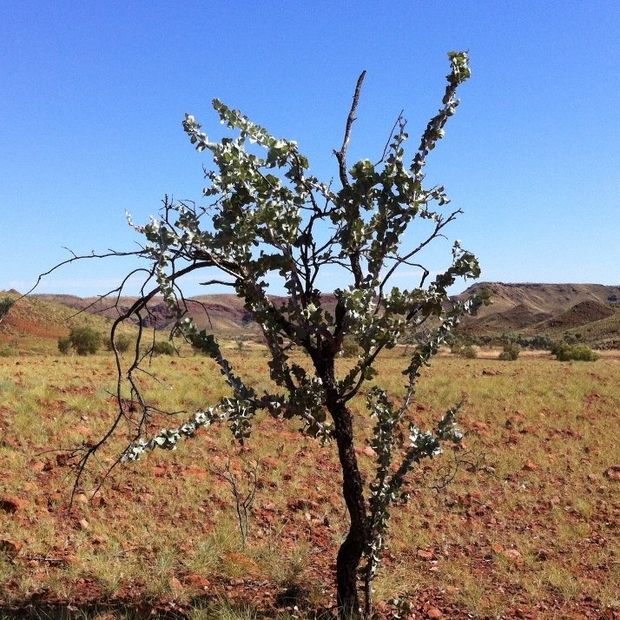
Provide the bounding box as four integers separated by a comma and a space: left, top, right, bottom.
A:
65, 326, 101, 355
68, 52, 479, 618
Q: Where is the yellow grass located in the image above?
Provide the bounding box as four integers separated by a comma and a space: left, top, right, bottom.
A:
0, 350, 618, 618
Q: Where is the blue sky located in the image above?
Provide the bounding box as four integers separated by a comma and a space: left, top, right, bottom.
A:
1, 1, 618, 296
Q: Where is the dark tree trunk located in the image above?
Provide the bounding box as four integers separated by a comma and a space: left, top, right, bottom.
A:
313, 349, 368, 619
333, 412, 368, 619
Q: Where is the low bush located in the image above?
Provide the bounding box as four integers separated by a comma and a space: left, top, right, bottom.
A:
340, 335, 361, 358
499, 342, 520, 361
461, 345, 477, 359
551, 342, 598, 362
57, 336, 72, 355
105, 333, 134, 353
0, 296, 14, 321
58, 327, 101, 355
151, 341, 175, 356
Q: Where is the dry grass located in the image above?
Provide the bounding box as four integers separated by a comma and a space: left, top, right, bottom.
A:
0, 350, 618, 618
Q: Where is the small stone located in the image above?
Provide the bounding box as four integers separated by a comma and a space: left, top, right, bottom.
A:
78, 518, 90, 530
185, 573, 210, 589
603, 466, 620, 481
503, 548, 523, 563
427, 606, 443, 618
0, 539, 22, 558
56, 453, 71, 467
417, 549, 435, 561
523, 460, 539, 472
0, 496, 24, 513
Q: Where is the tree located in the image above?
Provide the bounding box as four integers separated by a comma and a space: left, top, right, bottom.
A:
66, 326, 101, 355
69, 52, 479, 618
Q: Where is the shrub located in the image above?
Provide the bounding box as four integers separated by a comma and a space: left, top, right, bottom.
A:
67, 327, 101, 355
0, 297, 14, 322
449, 340, 463, 355
451, 340, 477, 358
551, 342, 598, 362
524, 334, 553, 350
57, 336, 72, 355
151, 341, 175, 356
499, 342, 520, 361
106, 333, 134, 353
340, 335, 361, 358
461, 345, 478, 359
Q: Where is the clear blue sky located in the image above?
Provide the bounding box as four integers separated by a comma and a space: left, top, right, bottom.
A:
1, 1, 618, 296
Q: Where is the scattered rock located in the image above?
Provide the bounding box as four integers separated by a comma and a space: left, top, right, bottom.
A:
0, 496, 25, 513
55, 453, 71, 467
503, 548, 523, 563
471, 420, 490, 435
603, 466, 620, 481
185, 465, 207, 480
363, 445, 377, 458
523, 460, 539, 472
184, 573, 210, 590
78, 518, 90, 531
505, 414, 526, 428
31, 461, 46, 473
426, 606, 443, 619
354, 445, 377, 458
417, 549, 435, 561
0, 539, 22, 558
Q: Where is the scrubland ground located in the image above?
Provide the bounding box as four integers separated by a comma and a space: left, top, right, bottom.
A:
0, 351, 618, 619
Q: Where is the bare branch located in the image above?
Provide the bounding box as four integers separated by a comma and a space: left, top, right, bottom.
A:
335, 70, 367, 188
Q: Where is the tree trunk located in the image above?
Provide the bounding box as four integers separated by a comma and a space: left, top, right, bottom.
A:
330, 401, 369, 619
313, 350, 369, 619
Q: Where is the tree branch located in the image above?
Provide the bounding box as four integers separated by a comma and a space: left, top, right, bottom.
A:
335, 70, 367, 188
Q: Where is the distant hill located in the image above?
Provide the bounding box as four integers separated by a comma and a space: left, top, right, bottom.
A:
458, 282, 620, 348
2, 282, 619, 351
0, 292, 126, 354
